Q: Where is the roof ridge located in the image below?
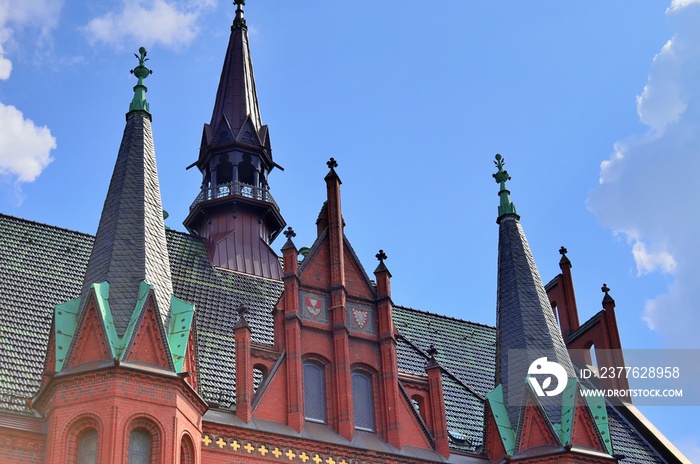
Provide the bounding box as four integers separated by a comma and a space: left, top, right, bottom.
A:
393, 304, 495, 330
0, 213, 94, 238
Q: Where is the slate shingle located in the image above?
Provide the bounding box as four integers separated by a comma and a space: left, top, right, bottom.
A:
0, 214, 668, 462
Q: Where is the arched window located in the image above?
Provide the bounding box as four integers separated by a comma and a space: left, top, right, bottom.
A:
352, 371, 375, 431
128, 429, 151, 464
180, 434, 195, 464
77, 429, 98, 464
303, 362, 326, 422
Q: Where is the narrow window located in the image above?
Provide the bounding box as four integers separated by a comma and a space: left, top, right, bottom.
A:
303, 362, 326, 422
180, 435, 195, 464
77, 429, 98, 464
352, 371, 375, 431
128, 430, 151, 464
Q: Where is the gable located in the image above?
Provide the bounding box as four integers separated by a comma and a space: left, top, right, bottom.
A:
0, 214, 673, 463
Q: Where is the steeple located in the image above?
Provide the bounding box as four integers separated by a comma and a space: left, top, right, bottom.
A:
184, 1, 285, 279
80, 48, 173, 335
492, 154, 574, 426
208, 0, 263, 142
485, 155, 614, 462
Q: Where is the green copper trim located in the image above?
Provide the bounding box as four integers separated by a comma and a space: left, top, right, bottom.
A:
167, 295, 196, 373
493, 154, 519, 223
54, 297, 81, 372
128, 47, 152, 118
582, 386, 613, 454
485, 384, 516, 455
54, 281, 186, 372
559, 377, 579, 445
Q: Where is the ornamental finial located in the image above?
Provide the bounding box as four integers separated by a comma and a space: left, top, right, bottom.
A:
327, 157, 338, 170
559, 246, 568, 256
601, 283, 610, 294
233, 0, 246, 29
128, 47, 153, 117
375, 249, 387, 263
492, 154, 519, 223
283, 226, 296, 239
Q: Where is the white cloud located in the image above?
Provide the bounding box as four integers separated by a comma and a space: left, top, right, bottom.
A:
588, 2, 700, 346
630, 241, 676, 276
669, 0, 700, 12
0, 0, 63, 79
84, 0, 213, 49
0, 102, 56, 183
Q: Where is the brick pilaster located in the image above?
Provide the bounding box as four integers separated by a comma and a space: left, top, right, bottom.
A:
374, 253, 401, 449
426, 358, 450, 458
234, 309, 253, 423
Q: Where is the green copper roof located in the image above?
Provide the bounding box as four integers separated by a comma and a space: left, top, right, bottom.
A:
559, 377, 579, 445
493, 154, 519, 223
53, 280, 186, 371
583, 386, 614, 454
485, 384, 516, 455
54, 297, 81, 372
128, 47, 152, 118
168, 296, 196, 373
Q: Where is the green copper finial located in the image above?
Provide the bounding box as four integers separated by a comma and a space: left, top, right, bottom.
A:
493, 154, 519, 223
233, 0, 247, 29
128, 47, 152, 118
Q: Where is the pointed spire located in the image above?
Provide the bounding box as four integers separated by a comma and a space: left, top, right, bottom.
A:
81, 49, 173, 335
493, 154, 519, 223
208, 1, 263, 142
128, 47, 152, 118
493, 156, 574, 429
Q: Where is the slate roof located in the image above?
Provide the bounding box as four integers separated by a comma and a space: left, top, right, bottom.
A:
81, 113, 174, 335
0, 214, 667, 463
496, 215, 575, 427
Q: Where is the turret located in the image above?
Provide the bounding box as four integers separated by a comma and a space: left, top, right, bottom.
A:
184, 0, 285, 279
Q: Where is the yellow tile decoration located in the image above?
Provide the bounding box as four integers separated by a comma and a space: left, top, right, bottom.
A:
200, 433, 360, 464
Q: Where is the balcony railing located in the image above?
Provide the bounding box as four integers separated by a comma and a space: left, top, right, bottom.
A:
190, 181, 280, 211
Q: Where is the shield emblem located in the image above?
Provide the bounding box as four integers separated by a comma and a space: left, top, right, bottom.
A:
304, 297, 323, 318
352, 307, 369, 330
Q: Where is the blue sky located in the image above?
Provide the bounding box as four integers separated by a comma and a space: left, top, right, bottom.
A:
1, 0, 698, 459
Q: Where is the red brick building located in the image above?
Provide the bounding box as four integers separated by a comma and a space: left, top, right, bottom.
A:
0, 2, 689, 463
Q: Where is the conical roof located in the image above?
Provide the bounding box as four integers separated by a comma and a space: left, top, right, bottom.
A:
493, 155, 574, 428
80, 49, 173, 335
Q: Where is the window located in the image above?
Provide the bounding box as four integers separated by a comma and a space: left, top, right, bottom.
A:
303, 362, 326, 422
352, 371, 375, 431
77, 429, 98, 464
128, 430, 151, 464
180, 435, 195, 464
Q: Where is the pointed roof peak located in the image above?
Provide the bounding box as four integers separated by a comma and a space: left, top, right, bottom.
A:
128, 47, 153, 119
81, 56, 173, 336
207, 2, 262, 144
493, 154, 519, 224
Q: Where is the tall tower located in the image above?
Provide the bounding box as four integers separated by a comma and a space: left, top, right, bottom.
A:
184, 0, 285, 279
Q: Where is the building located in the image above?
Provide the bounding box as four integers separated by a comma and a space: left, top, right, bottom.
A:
0, 2, 689, 463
